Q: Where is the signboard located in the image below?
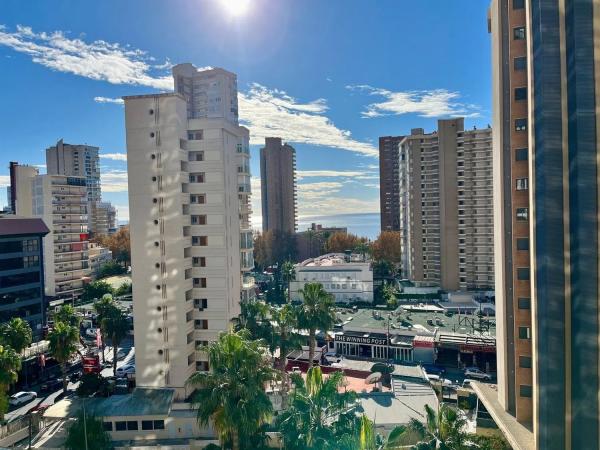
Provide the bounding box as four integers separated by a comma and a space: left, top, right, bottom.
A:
336, 334, 387, 346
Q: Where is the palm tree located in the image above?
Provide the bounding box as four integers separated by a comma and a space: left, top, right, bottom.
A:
271, 304, 302, 373
297, 282, 336, 365
93, 294, 115, 362
277, 366, 357, 450
54, 304, 81, 328
281, 260, 296, 303
0, 345, 21, 420
354, 241, 371, 262
101, 306, 129, 377
48, 322, 80, 393
65, 411, 112, 450
0, 318, 32, 354
187, 329, 276, 450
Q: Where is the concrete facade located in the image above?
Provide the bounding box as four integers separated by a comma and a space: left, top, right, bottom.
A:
379, 136, 403, 232
399, 119, 494, 291
8, 162, 38, 216
124, 63, 254, 398
260, 137, 297, 234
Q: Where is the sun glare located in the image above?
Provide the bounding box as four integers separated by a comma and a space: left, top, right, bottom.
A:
220, 0, 251, 17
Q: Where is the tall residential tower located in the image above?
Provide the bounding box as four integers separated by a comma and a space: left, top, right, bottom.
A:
378, 136, 403, 232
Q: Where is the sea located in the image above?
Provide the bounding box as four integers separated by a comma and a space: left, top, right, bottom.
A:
297, 213, 380, 240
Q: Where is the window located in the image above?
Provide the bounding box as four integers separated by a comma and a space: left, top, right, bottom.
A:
190, 194, 206, 204
195, 319, 208, 329
193, 257, 206, 267
517, 267, 530, 280
519, 326, 531, 339
127, 421, 139, 431
520, 385, 533, 397
519, 356, 532, 368
154, 420, 165, 430
188, 130, 203, 140
515, 87, 527, 101
516, 207, 529, 221
194, 278, 207, 288
195, 298, 208, 309
189, 151, 204, 161
115, 421, 126, 431
518, 297, 531, 309
189, 173, 205, 183
516, 148, 528, 161
514, 56, 527, 71
103, 422, 113, 431
513, 27, 525, 40
517, 238, 529, 250
142, 420, 153, 430
513, 0, 525, 8
196, 361, 209, 371
192, 236, 208, 246
516, 178, 528, 190
191, 215, 207, 225
515, 118, 527, 131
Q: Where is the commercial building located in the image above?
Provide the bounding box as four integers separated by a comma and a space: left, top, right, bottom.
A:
290, 253, 373, 304
7, 162, 38, 216
124, 63, 254, 398
0, 217, 49, 340
379, 136, 403, 232
398, 119, 494, 291
487, 1, 600, 449
31, 175, 91, 300
260, 137, 297, 234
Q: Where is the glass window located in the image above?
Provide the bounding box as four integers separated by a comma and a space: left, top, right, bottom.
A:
126, 421, 138, 430
514, 56, 527, 71
115, 421, 126, 431
154, 420, 165, 429
519, 356, 532, 368
516, 207, 529, 221
515, 87, 527, 101
516, 148, 528, 161
518, 297, 531, 309
520, 385, 533, 397
513, 0, 525, 9
519, 326, 531, 339
514, 27, 526, 40
517, 238, 529, 250
517, 267, 530, 280
188, 130, 203, 140
142, 420, 153, 430
515, 118, 527, 131
516, 178, 528, 190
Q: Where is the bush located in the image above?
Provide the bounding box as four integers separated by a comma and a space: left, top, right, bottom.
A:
82, 281, 114, 302
115, 282, 132, 297
97, 261, 126, 279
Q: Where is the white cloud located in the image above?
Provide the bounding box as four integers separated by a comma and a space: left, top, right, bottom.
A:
296, 170, 366, 180
299, 196, 379, 217
0, 175, 10, 188
0, 25, 173, 89
101, 171, 128, 192
94, 96, 124, 105
347, 85, 481, 118
100, 153, 127, 161
239, 84, 377, 157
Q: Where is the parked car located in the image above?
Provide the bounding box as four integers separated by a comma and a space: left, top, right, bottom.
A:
41, 378, 64, 393
464, 367, 492, 381
422, 364, 446, 376
115, 364, 135, 377
462, 378, 475, 388
85, 328, 99, 338
9, 391, 37, 406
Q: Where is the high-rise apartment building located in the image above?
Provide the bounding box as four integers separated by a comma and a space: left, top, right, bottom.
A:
90, 202, 117, 236
260, 137, 297, 234
31, 175, 91, 300
379, 136, 403, 232
8, 162, 39, 216
124, 63, 254, 398
0, 217, 49, 340
486, 1, 600, 449
398, 119, 493, 291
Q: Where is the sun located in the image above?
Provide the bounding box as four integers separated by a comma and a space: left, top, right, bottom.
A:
220, 0, 252, 17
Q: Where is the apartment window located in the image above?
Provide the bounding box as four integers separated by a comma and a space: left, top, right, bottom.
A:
514, 56, 527, 71
519, 356, 532, 368
458, 181, 464, 187
517, 267, 530, 280
192, 236, 208, 246
23, 239, 39, 252
115, 421, 126, 431
515, 87, 527, 101
516, 178, 528, 190
190, 194, 206, 204
196, 361, 209, 371
142, 420, 153, 430
516, 207, 529, 221
517, 238, 529, 250
519, 326, 531, 339
518, 297, 531, 309
188, 130, 203, 140
195, 319, 208, 329
189, 173, 205, 183
515, 118, 527, 131
193, 257, 206, 267
513, 26, 526, 40
520, 385, 533, 397
189, 151, 204, 161
513, 0, 525, 8
195, 298, 208, 309
154, 420, 165, 430
515, 148, 528, 161
191, 215, 207, 225
127, 421, 138, 431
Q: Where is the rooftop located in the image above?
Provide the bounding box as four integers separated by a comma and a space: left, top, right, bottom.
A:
0, 216, 50, 237
298, 252, 369, 267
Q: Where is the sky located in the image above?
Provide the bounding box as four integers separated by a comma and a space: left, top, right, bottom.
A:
0, 0, 492, 228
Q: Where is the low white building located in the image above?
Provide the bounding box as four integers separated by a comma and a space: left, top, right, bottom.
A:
89, 242, 113, 275
290, 253, 373, 304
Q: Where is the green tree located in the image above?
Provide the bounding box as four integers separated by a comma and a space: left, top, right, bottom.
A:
0, 345, 21, 420
297, 282, 336, 365
270, 304, 303, 389
64, 411, 112, 450
281, 260, 296, 303
187, 330, 277, 450
238, 300, 272, 343
0, 318, 32, 354
93, 294, 115, 362
277, 366, 358, 450
82, 280, 114, 303
101, 306, 129, 377
54, 304, 81, 328
97, 260, 126, 278
48, 322, 80, 393
354, 240, 371, 262
382, 283, 398, 309
114, 281, 132, 297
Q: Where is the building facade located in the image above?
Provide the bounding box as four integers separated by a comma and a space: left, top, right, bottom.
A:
89, 242, 113, 276
0, 217, 49, 341
8, 162, 39, 216
124, 63, 254, 398
290, 253, 373, 304
379, 136, 403, 232
90, 202, 117, 236
260, 137, 297, 234
489, 1, 600, 448
399, 119, 494, 291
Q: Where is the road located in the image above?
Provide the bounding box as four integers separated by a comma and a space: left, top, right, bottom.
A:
5, 337, 135, 423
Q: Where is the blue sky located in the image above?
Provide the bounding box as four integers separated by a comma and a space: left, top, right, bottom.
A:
0, 0, 492, 227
